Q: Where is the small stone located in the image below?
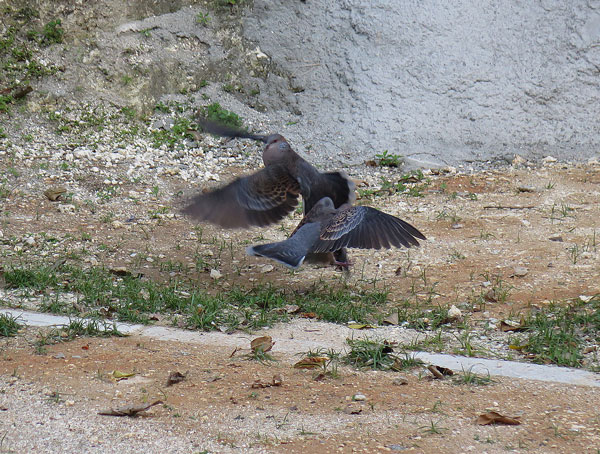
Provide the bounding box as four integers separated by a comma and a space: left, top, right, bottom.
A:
53, 353, 66, 359
57, 204, 76, 213
451, 223, 463, 229
65, 400, 75, 407
24, 236, 35, 246
512, 155, 526, 166
549, 235, 563, 242
448, 305, 462, 320
261, 264, 274, 273
579, 295, 594, 303
542, 155, 557, 164
513, 266, 528, 277
392, 376, 409, 386
210, 269, 222, 279
352, 393, 367, 401
517, 185, 535, 192
111, 220, 124, 229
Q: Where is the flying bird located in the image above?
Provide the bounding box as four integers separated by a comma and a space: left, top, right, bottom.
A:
182, 118, 356, 229
246, 197, 426, 269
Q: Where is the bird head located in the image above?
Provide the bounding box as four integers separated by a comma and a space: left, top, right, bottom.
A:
262, 134, 294, 165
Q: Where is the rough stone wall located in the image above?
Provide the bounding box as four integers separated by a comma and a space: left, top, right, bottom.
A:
243, 0, 600, 167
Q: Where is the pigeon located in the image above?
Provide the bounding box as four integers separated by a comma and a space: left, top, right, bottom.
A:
182, 118, 356, 229
246, 197, 426, 269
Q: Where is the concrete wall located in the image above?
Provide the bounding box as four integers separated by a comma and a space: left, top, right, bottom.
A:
244, 1, 600, 167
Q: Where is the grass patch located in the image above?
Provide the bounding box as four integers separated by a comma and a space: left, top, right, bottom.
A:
199, 102, 243, 128
344, 337, 423, 371
508, 295, 600, 367
33, 318, 124, 354
0, 313, 21, 337
3, 263, 390, 331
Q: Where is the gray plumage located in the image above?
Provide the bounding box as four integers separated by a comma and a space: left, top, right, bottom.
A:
182, 118, 356, 229
247, 197, 426, 269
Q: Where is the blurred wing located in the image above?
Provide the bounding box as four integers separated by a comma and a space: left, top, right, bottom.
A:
313, 206, 426, 252
195, 116, 267, 142
182, 164, 300, 228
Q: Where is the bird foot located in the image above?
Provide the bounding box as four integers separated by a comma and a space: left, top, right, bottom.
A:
333, 260, 352, 271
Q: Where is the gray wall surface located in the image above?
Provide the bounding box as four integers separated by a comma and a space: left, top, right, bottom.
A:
243, 1, 600, 167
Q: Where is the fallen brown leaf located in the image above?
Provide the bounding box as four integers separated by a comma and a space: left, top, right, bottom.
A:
427, 365, 454, 379
250, 336, 274, 353
166, 371, 186, 387
476, 411, 521, 425
44, 187, 67, 201
300, 312, 317, 319
500, 320, 526, 332
98, 400, 163, 417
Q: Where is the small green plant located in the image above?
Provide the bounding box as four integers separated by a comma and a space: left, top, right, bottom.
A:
453, 366, 494, 386
0, 313, 21, 337
199, 102, 242, 128
41, 19, 64, 45
375, 150, 403, 167
196, 12, 211, 25
419, 420, 447, 435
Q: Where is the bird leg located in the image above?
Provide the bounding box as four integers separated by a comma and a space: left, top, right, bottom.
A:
333, 259, 353, 271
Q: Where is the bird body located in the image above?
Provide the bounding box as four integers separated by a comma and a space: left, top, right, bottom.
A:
247, 197, 425, 269
183, 121, 355, 229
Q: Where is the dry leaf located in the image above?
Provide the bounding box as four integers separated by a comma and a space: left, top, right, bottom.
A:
166, 371, 186, 387
300, 312, 317, 319
111, 370, 135, 381
364, 160, 377, 167
476, 411, 521, 426
251, 336, 273, 353
347, 323, 374, 330
98, 400, 163, 417
293, 357, 328, 369
382, 313, 399, 325
500, 320, 526, 332
427, 365, 454, 379
44, 186, 67, 201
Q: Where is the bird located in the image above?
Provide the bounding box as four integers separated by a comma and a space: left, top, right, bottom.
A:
246, 197, 426, 269
182, 118, 356, 230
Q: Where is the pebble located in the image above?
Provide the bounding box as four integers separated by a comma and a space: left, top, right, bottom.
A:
352, 393, 367, 401
549, 235, 563, 242
392, 376, 409, 386
448, 305, 462, 320
542, 155, 557, 163
512, 266, 528, 277
261, 264, 274, 273
53, 353, 66, 359
210, 269, 222, 279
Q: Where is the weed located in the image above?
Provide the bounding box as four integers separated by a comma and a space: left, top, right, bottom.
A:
375, 150, 403, 167
420, 420, 447, 435
199, 102, 243, 128
41, 19, 64, 45
196, 12, 211, 25
344, 338, 397, 370
509, 295, 600, 367
453, 366, 494, 385
0, 313, 21, 337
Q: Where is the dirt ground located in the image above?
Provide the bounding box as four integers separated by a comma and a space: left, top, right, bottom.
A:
0, 329, 599, 454
1, 159, 600, 452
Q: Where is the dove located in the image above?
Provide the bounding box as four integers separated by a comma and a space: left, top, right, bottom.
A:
246, 197, 426, 269
182, 118, 356, 229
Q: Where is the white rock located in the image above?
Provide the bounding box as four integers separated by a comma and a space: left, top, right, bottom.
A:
513, 266, 528, 277
542, 156, 557, 163
352, 393, 367, 401
261, 264, 274, 273
57, 204, 76, 213
210, 269, 222, 279
448, 305, 462, 320
24, 236, 36, 246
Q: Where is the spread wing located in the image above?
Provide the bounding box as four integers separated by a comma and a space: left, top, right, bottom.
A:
312, 206, 426, 252
182, 164, 300, 228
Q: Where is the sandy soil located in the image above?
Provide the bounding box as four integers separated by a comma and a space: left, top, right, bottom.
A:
1, 160, 600, 452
